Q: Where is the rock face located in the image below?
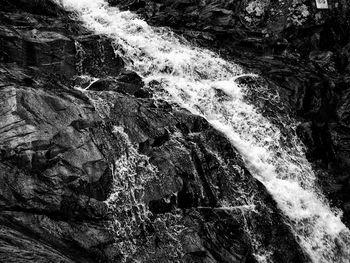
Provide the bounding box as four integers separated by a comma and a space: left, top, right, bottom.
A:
0, 0, 311, 262
108, 0, 350, 225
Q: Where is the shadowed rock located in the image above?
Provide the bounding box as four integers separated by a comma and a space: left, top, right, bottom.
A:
1, 0, 341, 262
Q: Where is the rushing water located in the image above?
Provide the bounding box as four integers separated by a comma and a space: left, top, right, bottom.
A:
57, 0, 350, 262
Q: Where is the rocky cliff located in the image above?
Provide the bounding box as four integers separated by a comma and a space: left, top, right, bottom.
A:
0, 0, 349, 262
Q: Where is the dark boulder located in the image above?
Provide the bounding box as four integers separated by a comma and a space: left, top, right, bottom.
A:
88, 71, 150, 97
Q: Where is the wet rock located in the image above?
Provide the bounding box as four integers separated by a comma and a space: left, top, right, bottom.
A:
0, 0, 66, 16
0, 37, 307, 263
107, 0, 350, 229
121, 0, 350, 225
0, 10, 124, 80
75, 35, 124, 77
0, 0, 344, 262
89, 71, 150, 97
309, 50, 336, 72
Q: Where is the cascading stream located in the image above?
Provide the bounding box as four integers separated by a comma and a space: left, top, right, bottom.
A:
56, 0, 350, 262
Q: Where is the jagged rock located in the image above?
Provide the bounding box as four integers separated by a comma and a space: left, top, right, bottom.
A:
0, 6, 124, 80
75, 34, 124, 77
1, 0, 350, 262
0, 3, 309, 261
0, 71, 308, 262
88, 71, 150, 97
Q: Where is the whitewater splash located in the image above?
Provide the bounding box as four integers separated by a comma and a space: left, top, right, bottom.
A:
57, 0, 350, 262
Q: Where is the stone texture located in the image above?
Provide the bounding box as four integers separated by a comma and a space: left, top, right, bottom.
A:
3, 0, 350, 262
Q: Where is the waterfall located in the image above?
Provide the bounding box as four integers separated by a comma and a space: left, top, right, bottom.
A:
56, 0, 350, 262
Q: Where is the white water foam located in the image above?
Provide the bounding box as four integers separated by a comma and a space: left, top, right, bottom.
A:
56, 0, 350, 262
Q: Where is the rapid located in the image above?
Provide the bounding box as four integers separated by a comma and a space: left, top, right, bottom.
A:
56, 0, 350, 262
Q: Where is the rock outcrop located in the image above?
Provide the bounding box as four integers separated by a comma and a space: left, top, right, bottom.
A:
0, 0, 310, 262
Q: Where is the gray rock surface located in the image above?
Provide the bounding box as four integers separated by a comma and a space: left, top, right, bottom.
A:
3, 0, 348, 262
